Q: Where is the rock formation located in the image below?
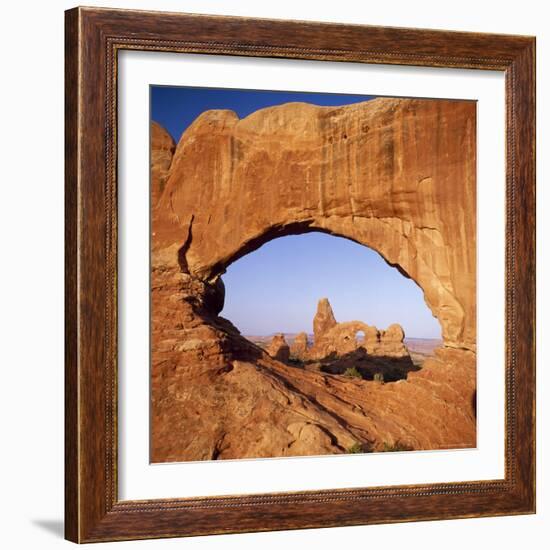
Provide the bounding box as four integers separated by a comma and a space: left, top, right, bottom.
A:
290, 332, 309, 359
313, 298, 337, 341
153, 98, 476, 352
308, 298, 408, 360
150, 97, 477, 462
266, 333, 290, 363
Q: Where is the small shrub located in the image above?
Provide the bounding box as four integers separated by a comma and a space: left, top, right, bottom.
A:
347, 442, 363, 454
382, 441, 413, 452
343, 367, 362, 379
373, 372, 385, 383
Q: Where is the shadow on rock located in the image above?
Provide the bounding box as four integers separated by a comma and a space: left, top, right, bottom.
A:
308, 348, 420, 382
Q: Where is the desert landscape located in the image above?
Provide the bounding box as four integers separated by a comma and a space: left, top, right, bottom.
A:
150, 93, 476, 462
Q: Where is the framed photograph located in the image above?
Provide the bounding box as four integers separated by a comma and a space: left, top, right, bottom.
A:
65, 6, 535, 543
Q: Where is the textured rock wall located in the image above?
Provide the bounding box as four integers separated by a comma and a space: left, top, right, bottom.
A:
153, 98, 476, 351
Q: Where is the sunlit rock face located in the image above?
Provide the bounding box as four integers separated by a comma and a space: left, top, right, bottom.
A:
150, 97, 477, 463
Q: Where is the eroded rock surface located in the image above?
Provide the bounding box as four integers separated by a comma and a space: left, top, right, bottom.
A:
150, 97, 476, 462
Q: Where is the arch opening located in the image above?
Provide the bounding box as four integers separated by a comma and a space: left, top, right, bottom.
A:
189, 221, 437, 319
218, 232, 442, 380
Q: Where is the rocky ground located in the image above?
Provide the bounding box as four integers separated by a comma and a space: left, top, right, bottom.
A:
151, 321, 476, 461
150, 266, 476, 462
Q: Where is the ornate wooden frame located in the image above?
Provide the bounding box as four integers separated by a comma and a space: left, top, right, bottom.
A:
65, 6, 536, 543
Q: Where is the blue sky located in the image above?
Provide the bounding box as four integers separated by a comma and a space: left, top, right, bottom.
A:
151, 85, 376, 142
151, 86, 441, 339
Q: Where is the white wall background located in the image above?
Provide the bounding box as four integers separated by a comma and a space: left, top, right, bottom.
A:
0, 1, 546, 548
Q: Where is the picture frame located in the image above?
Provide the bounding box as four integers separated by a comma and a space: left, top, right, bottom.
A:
64, 6, 536, 543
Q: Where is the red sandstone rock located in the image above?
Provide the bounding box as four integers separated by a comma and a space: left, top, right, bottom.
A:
150, 97, 477, 462
313, 298, 337, 341
154, 98, 476, 352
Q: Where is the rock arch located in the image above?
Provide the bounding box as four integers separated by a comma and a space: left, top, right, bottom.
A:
150, 97, 477, 462
152, 97, 476, 352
